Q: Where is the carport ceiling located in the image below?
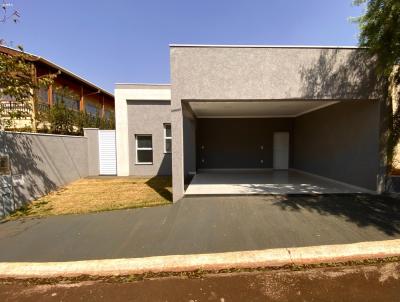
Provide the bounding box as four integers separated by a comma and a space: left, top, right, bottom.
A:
188, 100, 338, 118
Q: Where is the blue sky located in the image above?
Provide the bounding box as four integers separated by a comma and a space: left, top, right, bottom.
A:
1, 0, 364, 93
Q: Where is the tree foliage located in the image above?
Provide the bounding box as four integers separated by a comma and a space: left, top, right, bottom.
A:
38, 103, 115, 136
354, 0, 400, 171
354, 0, 400, 77
29, 86, 114, 135
0, 48, 57, 129
0, 48, 55, 100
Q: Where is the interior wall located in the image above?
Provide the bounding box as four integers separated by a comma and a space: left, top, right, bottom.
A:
196, 118, 294, 169
293, 100, 380, 190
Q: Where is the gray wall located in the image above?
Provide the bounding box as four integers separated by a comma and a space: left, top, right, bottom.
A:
84, 128, 100, 176
171, 47, 379, 101
171, 46, 382, 200
196, 118, 294, 169
127, 100, 172, 176
0, 132, 88, 211
183, 103, 197, 180
293, 100, 380, 190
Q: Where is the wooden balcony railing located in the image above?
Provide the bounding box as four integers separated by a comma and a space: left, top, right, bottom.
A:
37, 103, 50, 112
1, 102, 31, 114
0, 101, 50, 116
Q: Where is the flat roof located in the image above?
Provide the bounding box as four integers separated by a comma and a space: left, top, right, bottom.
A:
115, 83, 171, 89
169, 44, 361, 49
115, 83, 170, 86
0, 45, 114, 98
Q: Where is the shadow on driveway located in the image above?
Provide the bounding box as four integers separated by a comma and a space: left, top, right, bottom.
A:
271, 194, 400, 236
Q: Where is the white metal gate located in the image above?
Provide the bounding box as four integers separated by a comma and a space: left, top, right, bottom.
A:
98, 130, 117, 175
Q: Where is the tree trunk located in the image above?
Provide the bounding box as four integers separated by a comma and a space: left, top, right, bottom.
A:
30, 64, 38, 133
389, 65, 400, 173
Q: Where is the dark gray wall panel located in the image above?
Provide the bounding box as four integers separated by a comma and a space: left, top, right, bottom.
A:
196, 118, 294, 169
293, 101, 380, 190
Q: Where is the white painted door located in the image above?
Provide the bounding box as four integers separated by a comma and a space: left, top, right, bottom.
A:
98, 130, 117, 175
273, 132, 289, 170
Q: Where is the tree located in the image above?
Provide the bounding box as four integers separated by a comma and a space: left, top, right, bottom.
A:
353, 0, 400, 171
0, 48, 57, 130
0, 1, 58, 131
354, 0, 400, 77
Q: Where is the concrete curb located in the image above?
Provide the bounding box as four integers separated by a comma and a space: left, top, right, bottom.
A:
1, 239, 400, 278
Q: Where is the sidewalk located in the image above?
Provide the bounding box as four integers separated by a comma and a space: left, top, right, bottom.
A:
1, 261, 400, 302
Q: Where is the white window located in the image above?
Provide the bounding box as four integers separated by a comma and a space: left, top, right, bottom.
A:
164, 124, 172, 153
136, 135, 153, 164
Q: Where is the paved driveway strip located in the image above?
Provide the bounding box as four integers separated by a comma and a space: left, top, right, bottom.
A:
0, 194, 400, 262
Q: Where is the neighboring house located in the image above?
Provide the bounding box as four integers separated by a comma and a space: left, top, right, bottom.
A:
111, 44, 387, 201
0, 45, 114, 129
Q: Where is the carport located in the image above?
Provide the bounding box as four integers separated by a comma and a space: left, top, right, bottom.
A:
183, 99, 379, 196
170, 45, 385, 201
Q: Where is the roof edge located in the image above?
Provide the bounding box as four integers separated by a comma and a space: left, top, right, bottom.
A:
115, 83, 171, 89
115, 83, 170, 86
169, 44, 363, 49
0, 45, 114, 98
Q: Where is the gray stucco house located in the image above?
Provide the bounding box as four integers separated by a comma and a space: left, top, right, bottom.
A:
115, 45, 387, 201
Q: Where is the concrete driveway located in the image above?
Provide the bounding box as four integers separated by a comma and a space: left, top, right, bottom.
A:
0, 194, 400, 262
185, 170, 372, 195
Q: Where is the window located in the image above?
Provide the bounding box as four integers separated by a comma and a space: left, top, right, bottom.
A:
38, 87, 48, 104
52, 86, 80, 111
104, 110, 114, 120
85, 102, 98, 116
63, 95, 80, 110
164, 124, 172, 153
52, 91, 79, 110
136, 135, 153, 164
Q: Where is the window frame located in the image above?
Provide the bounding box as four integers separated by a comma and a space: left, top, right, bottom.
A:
135, 134, 153, 165
164, 124, 172, 154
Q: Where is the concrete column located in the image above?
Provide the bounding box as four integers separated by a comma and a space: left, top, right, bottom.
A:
171, 96, 185, 202
83, 128, 100, 176
378, 96, 391, 193
114, 90, 130, 176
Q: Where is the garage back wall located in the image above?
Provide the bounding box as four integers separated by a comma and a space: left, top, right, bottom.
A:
196, 118, 294, 169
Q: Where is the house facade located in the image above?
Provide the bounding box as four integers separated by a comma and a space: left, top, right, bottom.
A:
0, 45, 115, 130
115, 45, 387, 202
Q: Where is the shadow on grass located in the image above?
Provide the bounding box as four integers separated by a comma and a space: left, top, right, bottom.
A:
8, 199, 53, 219
146, 176, 173, 202
271, 194, 400, 236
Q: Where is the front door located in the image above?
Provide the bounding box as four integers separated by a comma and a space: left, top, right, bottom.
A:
273, 132, 289, 170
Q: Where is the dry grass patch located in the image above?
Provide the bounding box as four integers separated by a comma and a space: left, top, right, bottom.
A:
10, 176, 172, 218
